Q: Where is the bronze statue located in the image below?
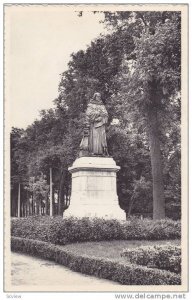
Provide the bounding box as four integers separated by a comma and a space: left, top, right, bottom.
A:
79, 92, 109, 157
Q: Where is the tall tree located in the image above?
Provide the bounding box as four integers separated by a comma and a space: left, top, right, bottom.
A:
103, 11, 181, 219
26, 175, 49, 215
11, 128, 30, 216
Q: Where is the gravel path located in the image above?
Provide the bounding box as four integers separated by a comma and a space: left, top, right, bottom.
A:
11, 252, 118, 287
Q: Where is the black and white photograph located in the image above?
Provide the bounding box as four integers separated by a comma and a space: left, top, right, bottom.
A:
4, 3, 188, 294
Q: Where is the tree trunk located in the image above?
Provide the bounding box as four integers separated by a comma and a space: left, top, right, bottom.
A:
126, 195, 135, 220
27, 201, 29, 216
31, 194, 34, 215
32, 177, 35, 215
26, 190, 29, 216
17, 183, 21, 218
50, 167, 53, 217
36, 201, 39, 215
39, 200, 42, 215
58, 169, 65, 216
147, 106, 165, 219
11, 188, 17, 217
21, 202, 24, 217
45, 194, 48, 215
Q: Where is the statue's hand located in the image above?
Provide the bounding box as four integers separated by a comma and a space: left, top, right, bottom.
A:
95, 116, 102, 122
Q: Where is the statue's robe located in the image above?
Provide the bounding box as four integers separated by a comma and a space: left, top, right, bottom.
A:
86, 103, 108, 155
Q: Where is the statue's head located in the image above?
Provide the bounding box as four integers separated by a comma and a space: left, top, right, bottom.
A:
93, 92, 101, 100
90, 92, 103, 105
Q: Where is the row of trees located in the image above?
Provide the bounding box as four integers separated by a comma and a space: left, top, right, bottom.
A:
11, 11, 181, 220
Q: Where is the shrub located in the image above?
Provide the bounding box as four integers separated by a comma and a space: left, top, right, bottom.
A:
11, 237, 181, 285
121, 244, 181, 274
11, 216, 181, 245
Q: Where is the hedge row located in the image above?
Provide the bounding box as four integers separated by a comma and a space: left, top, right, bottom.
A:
121, 245, 181, 274
11, 216, 181, 245
11, 237, 181, 285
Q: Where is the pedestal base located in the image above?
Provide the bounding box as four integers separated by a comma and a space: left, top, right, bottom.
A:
64, 156, 125, 220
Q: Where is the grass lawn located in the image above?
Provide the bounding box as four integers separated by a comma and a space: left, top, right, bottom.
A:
60, 239, 180, 263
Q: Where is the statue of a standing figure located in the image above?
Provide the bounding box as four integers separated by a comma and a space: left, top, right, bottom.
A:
79, 92, 109, 157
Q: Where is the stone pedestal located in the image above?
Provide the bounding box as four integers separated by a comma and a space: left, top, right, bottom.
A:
64, 156, 125, 220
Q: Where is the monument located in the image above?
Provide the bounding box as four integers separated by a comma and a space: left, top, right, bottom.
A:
64, 92, 125, 219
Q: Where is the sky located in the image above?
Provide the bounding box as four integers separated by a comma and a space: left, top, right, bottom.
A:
5, 6, 106, 129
